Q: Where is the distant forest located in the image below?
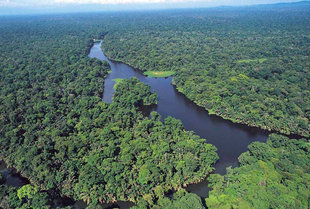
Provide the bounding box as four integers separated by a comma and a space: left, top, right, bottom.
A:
103, 5, 310, 137
0, 2, 309, 209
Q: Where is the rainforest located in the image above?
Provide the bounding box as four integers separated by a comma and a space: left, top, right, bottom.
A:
0, 1, 309, 209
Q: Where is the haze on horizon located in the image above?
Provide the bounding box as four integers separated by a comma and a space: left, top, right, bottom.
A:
0, 0, 306, 15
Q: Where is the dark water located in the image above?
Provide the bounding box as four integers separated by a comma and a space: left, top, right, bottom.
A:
0, 161, 29, 187
0, 160, 134, 209
0, 41, 269, 209
89, 42, 270, 198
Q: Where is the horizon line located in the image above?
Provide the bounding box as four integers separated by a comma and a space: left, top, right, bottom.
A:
0, 0, 309, 16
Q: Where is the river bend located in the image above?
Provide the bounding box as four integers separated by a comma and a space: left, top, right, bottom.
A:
88, 41, 269, 198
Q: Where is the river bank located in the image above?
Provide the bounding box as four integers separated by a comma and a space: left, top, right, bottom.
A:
0, 41, 294, 209
89, 41, 270, 200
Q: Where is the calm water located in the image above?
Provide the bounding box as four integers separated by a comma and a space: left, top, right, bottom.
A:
0, 160, 133, 209
89, 42, 270, 199
0, 41, 270, 209
0, 161, 29, 187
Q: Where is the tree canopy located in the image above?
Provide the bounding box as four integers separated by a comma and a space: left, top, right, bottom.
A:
103, 5, 310, 137
206, 134, 310, 209
0, 3, 309, 209
0, 16, 218, 207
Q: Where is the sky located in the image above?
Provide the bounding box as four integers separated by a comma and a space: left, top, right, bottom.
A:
0, 0, 304, 15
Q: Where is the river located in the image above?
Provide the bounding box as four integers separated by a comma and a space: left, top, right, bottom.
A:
0, 41, 270, 209
88, 41, 270, 199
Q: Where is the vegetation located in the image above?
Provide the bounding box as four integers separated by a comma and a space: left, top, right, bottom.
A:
206, 134, 310, 209
237, 58, 268, 64
132, 134, 310, 209
0, 16, 218, 207
0, 181, 54, 209
113, 77, 158, 105
113, 78, 124, 89
103, 4, 310, 137
132, 188, 205, 209
1, 2, 310, 209
144, 71, 175, 78
133, 134, 310, 209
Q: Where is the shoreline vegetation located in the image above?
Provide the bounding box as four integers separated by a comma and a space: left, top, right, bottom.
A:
102, 8, 310, 137
113, 78, 124, 89
206, 134, 310, 208
100, 48, 304, 139
101, 45, 305, 139
0, 2, 309, 209
172, 82, 303, 139
0, 15, 219, 207
101, 49, 309, 138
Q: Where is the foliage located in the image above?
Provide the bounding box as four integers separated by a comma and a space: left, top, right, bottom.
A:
1, 3, 309, 208
113, 78, 124, 89
144, 71, 175, 78
113, 77, 158, 105
237, 58, 268, 64
17, 185, 39, 200
0, 183, 52, 209
102, 5, 310, 137
205, 134, 310, 209
132, 189, 205, 209
0, 16, 217, 207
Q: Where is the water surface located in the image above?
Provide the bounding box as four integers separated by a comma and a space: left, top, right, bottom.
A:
0, 161, 29, 187
89, 42, 269, 198
0, 42, 270, 209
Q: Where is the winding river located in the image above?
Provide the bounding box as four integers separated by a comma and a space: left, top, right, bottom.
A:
1, 41, 270, 209
88, 41, 270, 199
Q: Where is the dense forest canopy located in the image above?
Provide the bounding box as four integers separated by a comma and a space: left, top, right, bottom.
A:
136, 134, 310, 209
102, 5, 310, 137
206, 134, 310, 209
0, 2, 310, 209
0, 15, 218, 208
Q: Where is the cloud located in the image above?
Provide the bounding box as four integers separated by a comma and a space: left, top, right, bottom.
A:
0, 0, 10, 6
0, 0, 206, 7
0, 0, 301, 8
0, 0, 55, 6
53, 0, 203, 4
